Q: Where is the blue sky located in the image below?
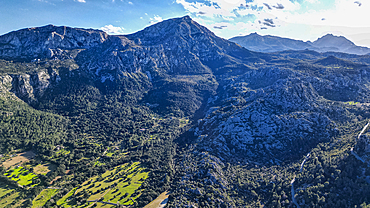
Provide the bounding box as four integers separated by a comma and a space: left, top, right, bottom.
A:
1, 0, 370, 47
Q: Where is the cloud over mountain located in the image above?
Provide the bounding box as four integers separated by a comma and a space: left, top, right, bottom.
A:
100, 25, 125, 34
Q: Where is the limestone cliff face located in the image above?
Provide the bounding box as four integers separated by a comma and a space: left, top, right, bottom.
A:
0, 25, 108, 60
10, 69, 61, 103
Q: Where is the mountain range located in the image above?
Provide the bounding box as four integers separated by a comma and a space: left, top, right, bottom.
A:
229, 32, 370, 55
0, 16, 370, 207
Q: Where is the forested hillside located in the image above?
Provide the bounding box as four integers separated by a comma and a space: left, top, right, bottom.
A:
0, 16, 370, 207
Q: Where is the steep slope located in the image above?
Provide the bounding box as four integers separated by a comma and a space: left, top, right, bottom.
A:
75, 16, 262, 116
78, 16, 258, 77
169, 53, 370, 207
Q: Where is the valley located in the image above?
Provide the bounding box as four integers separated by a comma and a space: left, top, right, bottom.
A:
0, 16, 370, 207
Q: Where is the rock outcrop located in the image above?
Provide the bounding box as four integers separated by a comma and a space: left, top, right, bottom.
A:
10, 69, 61, 103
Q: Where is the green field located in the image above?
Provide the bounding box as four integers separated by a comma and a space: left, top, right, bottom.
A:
57, 187, 77, 207
4, 166, 38, 186
58, 162, 149, 207
32, 189, 59, 208
105, 152, 114, 157
0, 183, 24, 208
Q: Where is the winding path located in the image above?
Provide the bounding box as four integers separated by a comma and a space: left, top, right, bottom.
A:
291, 119, 370, 207
351, 119, 370, 167
290, 176, 300, 208
291, 152, 310, 208
357, 120, 370, 142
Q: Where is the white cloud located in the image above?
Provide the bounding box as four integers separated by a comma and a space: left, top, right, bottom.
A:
128, 1, 133, 5
176, 0, 300, 31
176, 0, 370, 41
149, 15, 163, 24
176, 0, 240, 18
272, 0, 369, 28
74, 0, 86, 2
100, 25, 125, 34
306, 0, 318, 3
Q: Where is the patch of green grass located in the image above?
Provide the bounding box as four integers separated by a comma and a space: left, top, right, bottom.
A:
105, 152, 114, 157
57, 187, 77, 207
32, 189, 59, 208
4, 166, 38, 186
55, 149, 70, 156
94, 160, 105, 166
344, 101, 360, 105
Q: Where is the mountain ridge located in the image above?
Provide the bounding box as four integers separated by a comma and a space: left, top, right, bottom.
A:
0, 24, 108, 60
230, 32, 370, 55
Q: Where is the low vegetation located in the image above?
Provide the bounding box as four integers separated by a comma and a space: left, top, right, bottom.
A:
4, 166, 38, 186
58, 162, 149, 207
33, 163, 56, 175
32, 189, 59, 208
0, 182, 25, 208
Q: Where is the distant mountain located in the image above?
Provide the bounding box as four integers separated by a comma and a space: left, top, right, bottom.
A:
229, 32, 313, 53
312, 34, 370, 55
230, 33, 370, 55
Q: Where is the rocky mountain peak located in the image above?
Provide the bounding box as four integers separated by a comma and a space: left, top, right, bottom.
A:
77, 15, 255, 80
125, 15, 217, 46
313, 33, 356, 48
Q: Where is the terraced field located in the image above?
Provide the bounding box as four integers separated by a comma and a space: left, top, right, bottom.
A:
57, 162, 149, 207
0, 183, 24, 208
32, 189, 59, 208
56, 187, 77, 207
